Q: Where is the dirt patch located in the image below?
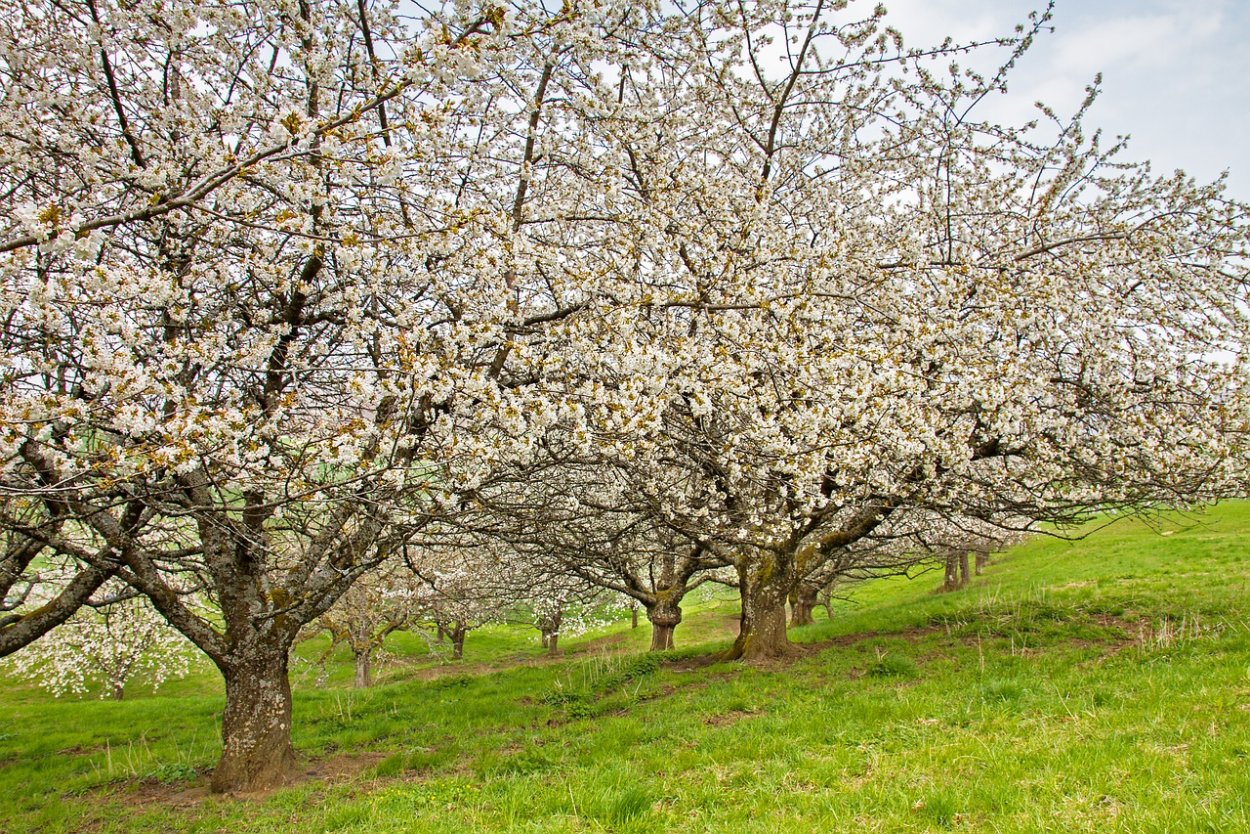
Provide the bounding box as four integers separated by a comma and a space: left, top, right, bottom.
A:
303, 750, 388, 783
105, 751, 388, 809
119, 779, 215, 810
657, 626, 948, 674
703, 709, 758, 727
815, 624, 946, 650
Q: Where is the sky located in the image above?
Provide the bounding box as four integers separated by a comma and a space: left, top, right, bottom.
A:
878, 0, 1250, 200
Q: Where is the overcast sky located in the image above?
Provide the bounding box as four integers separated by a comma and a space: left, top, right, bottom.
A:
878, 0, 1250, 200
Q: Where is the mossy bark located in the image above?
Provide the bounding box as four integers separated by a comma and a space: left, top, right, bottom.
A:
944, 552, 960, 591
211, 650, 298, 793
725, 553, 798, 660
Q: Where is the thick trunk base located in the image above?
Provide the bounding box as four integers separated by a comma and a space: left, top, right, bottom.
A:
646, 601, 682, 652
725, 557, 798, 661
726, 601, 796, 660
211, 655, 298, 793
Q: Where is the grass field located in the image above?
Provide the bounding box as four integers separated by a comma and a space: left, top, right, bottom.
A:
2, 503, 1249, 833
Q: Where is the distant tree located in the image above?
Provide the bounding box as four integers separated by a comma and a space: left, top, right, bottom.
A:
3, 583, 193, 700
311, 566, 419, 688
458, 461, 733, 651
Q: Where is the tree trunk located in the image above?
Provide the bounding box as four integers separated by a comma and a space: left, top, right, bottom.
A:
725, 554, 797, 661
975, 552, 989, 576
435, 624, 447, 644
630, 602, 639, 630
944, 552, 959, 591
540, 610, 562, 655
958, 551, 971, 587
646, 598, 682, 652
451, 625, 466, 660
211, 650, 298, 793
789, 583, 818, 627
111, 680, 125, 701
353, 649, 372, 688
819, 588, 834, 620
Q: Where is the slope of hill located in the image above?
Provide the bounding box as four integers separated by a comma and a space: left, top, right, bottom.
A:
2, 503, 1249, 833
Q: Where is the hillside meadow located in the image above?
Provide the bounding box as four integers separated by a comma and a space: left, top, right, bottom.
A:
2, 503, 1249, 833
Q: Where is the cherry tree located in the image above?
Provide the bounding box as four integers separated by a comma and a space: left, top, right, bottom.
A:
2, 0, 1246, 793
462, 460, 734, 650
403, 546, 516, 661
3, 581, 194, 700
309, 564, 419, 687
564, 1, 1250, 660
0, 0, 680, 791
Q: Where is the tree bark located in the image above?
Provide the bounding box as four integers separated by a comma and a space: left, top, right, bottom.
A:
958, 551, 971, 587
646, 597, 682, 651
211, 650, 298, 793
725, 553, 797, 660
943, 552, 959, 591
353, 649, 372, 688
630, 602, 639, 630
111, 681, 125, 701
539, 609, 562, 655
451, 625, 466, 660
789, 583, 818, 627
975, 552, 989, 576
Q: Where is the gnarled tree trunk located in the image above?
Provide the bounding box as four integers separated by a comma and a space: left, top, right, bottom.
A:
789, 582, 819, 627
539, 609, 562, 655
353, 649, 372, 688
725, 553, 798, 661
211, 649, 298, 793
451, 623, 467, 660
646, 597, 682, 651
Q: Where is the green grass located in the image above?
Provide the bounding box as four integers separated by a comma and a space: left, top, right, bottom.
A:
2, 503, 1250, 832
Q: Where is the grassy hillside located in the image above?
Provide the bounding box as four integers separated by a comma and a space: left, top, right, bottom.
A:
2, 503, 1249, 833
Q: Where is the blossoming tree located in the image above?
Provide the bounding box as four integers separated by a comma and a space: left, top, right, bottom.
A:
1, 0, 1247, 794
0, 0, 679, 791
